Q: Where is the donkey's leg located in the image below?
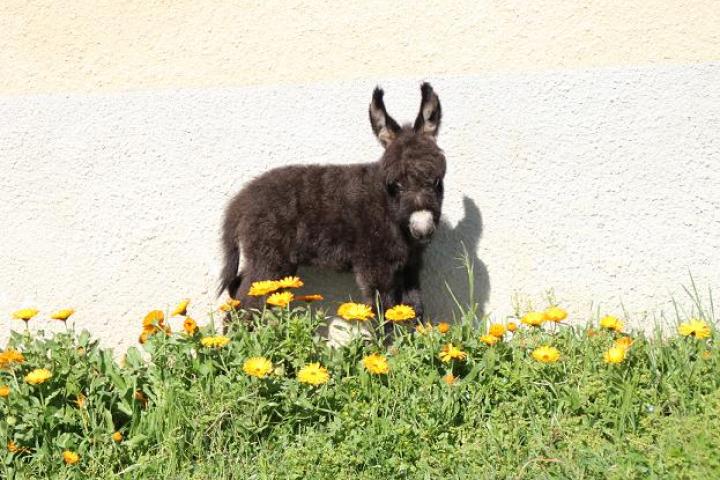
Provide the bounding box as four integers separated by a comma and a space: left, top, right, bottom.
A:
399, 260, 424, 323
354, 266, 401, 341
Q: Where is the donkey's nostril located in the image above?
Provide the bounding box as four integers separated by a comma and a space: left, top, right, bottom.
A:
409, 210, 435, 239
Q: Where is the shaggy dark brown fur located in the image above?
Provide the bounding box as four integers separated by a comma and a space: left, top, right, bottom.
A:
219, 83, 446, 321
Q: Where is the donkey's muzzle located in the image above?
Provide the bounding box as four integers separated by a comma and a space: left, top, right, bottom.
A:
409, 210, 436, 243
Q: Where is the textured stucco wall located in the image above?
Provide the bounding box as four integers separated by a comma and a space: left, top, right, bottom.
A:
1, 2, 719, 352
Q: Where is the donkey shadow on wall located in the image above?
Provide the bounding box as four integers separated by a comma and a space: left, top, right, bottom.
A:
303, 195, 490, 324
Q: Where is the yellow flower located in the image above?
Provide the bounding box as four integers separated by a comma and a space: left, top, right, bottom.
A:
112, 431, 123, 443
385, 304, 416, 322
437, 322, 450, 334
603, 346, 626, 364
297, 362, 330, 386
267, 291, 294, 308
248, 280, 281, 296
183, 317, 198, 335
415, 322, 433, 335
544, 306, 568, 323
531, 346, 561, 363
62, 450, 80, 465
243, 357, 274, 378
295, 294, 324, 302
678, 319, 711, 339
74, 393, 86, 408
337, 302, 375, 321
522, 311, 545, 327
480, 334, 500, 346
439, 343, 467, 363
200, 336, 231, 348
614, 336, 634, 349
488, 323, 506, 338
599, 315, 624, 332
362, 353, 390, 375
12, 308, 38, 322
219, 298, 241, 312
0, 349, 25, 369
142, 310, 165, 328
172, 299, 190, 316
50, 308, 75, 321
507, 322, 518, 332
276, 276, 304, 289
0, 385, 9, 397
25, 368, 52, 385
442, 372, 457, 385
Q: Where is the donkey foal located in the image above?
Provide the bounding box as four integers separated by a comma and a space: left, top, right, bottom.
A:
219, 83, 446, 325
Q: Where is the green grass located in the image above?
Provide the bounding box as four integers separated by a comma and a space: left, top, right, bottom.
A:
2, 281, 719, 479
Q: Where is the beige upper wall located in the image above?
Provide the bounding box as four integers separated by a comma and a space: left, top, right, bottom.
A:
2, 0, 719, 94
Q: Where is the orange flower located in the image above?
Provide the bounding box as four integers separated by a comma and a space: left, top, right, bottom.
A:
442, 373, 457, 385
139, 325, 158, 344
134, 390, 148, 407
0, 385, 9, 397
614, 336, 634, 349
74, 393, 86, 408
183, 317, 198, 335
295, 294, 324, 302
0, 349, 25, 369
142, 310, 165, 328
112, 431, 123, 443
7, 441, 29, 454
219, 298, 241, 312
507, 322, 518, 332
437, 322, 450, 334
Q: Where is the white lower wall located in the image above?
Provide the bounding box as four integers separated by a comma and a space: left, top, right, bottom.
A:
1, 63, 719, 351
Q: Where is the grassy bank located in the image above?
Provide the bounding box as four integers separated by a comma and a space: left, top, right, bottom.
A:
1, 280, 719, 479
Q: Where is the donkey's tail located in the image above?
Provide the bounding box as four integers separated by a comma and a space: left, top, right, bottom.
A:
218, 239, 242, 298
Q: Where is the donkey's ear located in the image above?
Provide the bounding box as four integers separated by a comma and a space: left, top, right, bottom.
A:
369, 87, 401, 148
413, 82, 442, 139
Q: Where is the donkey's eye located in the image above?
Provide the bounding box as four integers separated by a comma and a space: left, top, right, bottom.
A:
434, 178, 443, 190
387, 181, 402, 196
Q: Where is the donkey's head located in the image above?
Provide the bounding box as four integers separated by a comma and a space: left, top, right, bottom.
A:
369, 83, 446, 245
